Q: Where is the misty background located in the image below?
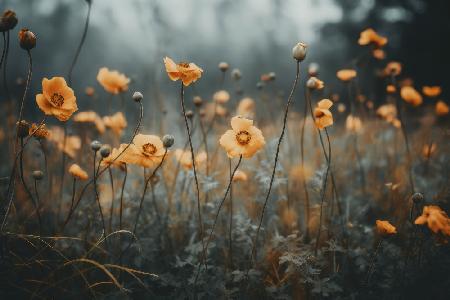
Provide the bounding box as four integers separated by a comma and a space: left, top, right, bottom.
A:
1, 0, 449, 132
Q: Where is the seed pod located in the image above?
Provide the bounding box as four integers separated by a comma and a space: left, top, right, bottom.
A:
100, 145, 111, 158
19, 28, 36, 50
90, 140, 102, 151
162, 135, 174, 148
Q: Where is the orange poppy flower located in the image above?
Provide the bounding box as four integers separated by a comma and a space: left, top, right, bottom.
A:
213, 90, 230, 104
376, 104, 397, 121
103, 112, 127, 136
346, 114, 362, 133
358, 28, 388, 48
422, 86, 441, 97
163, 56, 203, 86
372, 49, 385, 60
435, 100, 449, 116
400, 86, 423, 106
132, 134, 166, 167
232, 169, 248, 182
415, 206, 450, 235
386, 85, 396, 94
384, 62, 402, 77
314, 99, 333, 129
68, 163, 88, 180
96, 67, 130, 94
174, 149, 207, 170
376, 220, 397, 235
336, 69, 357, 82
237, 97, 255, 119
36, 77, 78, 121
73, 111, 105, 133
101, 143, 138, 168
219, 116, 265, 158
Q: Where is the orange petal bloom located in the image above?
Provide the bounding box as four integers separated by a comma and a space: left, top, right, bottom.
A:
376, 104, 397, 121
36, 77, 78, 121
386, 85, 396, 94
213, 90, 230, 104
336, 69, 357, 82
219, 116, 265, 158
163, 56, 203, 86
96, 67, 130, 94
73, 111, 105, 134
346, 114, 362, 133
237, 97, 255, 119
422, 86, 441, 97
103, 112, 127, 136
372, 49, 385, 60
376, 220, 397, 235
68, 164, 88, 180
358, 28, 388, 48
384, 62, 402, 77
415, 206, 450, 236
314, 99, 334, 129
232, 169, 248, 182
400, 86, 423, 106
48, 126, 81, 158
435, 100, 449, 116
101, 144, 139, 168
174, 149, 207, 170
132, 134, 166, 167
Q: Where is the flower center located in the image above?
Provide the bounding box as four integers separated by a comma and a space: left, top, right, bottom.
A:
142, 143, 157, 155
50, 93, 64, 107
236, 130, 251, 145
315, 110, 325, 118
178, 61, 190, 68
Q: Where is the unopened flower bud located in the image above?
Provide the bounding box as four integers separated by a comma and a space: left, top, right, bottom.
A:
17, 120, 30, 138
411, 192, 424, 204
186, 110, 194, 119
0, 10, 18, 32
218, 62, 229, 72
100, 145, 111, 158
32, 170, 44, 180
193, 96, 203, 107
231, 69, 241, 81
162, 134, 174, 148
132, 91, 143, 102
292, 42, 307, 61
90, 140, 102, 151
19, 28, 36, 50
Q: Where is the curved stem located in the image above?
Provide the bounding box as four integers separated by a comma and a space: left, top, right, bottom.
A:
108, 167, 115, 233
180, 82, 207, 268
249, 60, 300, 267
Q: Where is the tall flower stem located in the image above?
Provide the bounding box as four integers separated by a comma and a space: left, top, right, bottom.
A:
314, 128, 331, 255
180, 82, 207, 267
69, 178, 77, 216
249, 60, 300, 267
2, 31, 10, 104
33, 179, 42, 233
92, 151, 107, 240
195, 155, 242, 284
365, 238, 383, 285
119, 165, 127, 231
300, 89, 311, 241
0, 32, 6, 69
228, 158, 234, 269
108, 167, 115, 233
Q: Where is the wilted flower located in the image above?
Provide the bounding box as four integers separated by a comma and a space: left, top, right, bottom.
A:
97, 67, 130, 94
219, 116, 265, 158
376, 220, 397, 235
36, 77, 78, 121
163, 56, 203, 86
175, 149, 207, 170
237, 97, 255, 119
17, 120, 30, 138
358, 28, 387, 48
103, 112, 127, 136
346, 114, 363, 133
422, 86, 441, 97
401, 86, 423, 106
29, 123, 50, 139
73, 111, 105, 134
213, 90, 230, 104
435, 100, 449, 116
415, 206, 450, 235
69, 164, 88, 180
336, 69, 357, 82
314, 99, 333, 129
306, 76, 324, 90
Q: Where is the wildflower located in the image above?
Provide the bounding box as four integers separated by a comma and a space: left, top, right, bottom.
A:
384, 62, 402, 77
376, 104, 397, 121
372, 49, 385, 60
73, 111, 105, 134
422, 143, 436, 158
436, 100, 449, 116
36, 77, 78, 121
336, 69, 357, 82
292, 42, 307, 61
346, 114, 363, 133
29, 123, 50, 139
103, 112, 127, 136
101, 144, 137, 167
237, 97, 255, 119
306, 76, 324, 90
400, 86, 423, 106
386, 84, 396, 94
218, 62, 229, 72
163, 56, 203, 86
213, 90, 230, 104
232, 170, 248, 182
415, 206, 450, 236
68, 164, 88, 180
97, 67, 130, 94
219, 116, 265, 158
175, 149, 207, 170
314, 99, 333, 129
18, 28, 36, 50
132, 134, 166, 167
376, 220, 397, 235
358, 28, 387, 48
422, 86, 441, 97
